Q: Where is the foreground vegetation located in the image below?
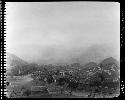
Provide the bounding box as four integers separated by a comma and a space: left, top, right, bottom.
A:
6, 57, 120, 98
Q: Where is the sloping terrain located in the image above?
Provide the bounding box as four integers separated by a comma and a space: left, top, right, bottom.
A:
6, 52, 28, 66
78, 62, 101, 78
6, 56, 120, 98
6, 52, 28, 76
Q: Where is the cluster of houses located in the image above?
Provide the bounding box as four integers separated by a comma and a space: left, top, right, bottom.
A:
30, 69, 76, 95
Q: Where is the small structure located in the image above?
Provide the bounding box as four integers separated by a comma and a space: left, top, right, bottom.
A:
59, 70, 65, 76
59, 70, 74, 77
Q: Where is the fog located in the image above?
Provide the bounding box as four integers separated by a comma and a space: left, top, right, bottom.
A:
6, 2, 120, 64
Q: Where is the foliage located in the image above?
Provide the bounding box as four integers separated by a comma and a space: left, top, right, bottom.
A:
8, 57, 119, 97
10, 64, 39, 76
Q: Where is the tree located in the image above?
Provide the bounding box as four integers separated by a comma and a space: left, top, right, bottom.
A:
11, 65, 21, 76
46, 75, 55, 84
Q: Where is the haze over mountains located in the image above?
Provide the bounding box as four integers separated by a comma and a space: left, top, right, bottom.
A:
7, 43, 119, 66
6, 51, 120, 81
6, 43, 119, 66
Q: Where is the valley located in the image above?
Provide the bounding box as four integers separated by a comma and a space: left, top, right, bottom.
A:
6, 53, 120, 98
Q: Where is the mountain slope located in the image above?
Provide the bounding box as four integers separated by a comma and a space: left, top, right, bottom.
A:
6, 52, 28, 67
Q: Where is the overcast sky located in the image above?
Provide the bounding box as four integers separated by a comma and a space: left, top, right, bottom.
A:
6, 2, 120, 63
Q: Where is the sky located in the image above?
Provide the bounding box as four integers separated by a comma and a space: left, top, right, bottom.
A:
6, 2, 120, 64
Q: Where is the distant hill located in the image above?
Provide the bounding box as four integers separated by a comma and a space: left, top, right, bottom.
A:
6, 52, 28, 67
24, 43, 119, 66
6, 52, 41, 76
100, 57, 120, 80
77, 44, 119, 65
100, 57, 119, 68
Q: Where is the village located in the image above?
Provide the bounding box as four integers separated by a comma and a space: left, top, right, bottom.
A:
6, 59, 120, 98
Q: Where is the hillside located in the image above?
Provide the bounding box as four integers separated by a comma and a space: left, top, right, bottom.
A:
78, 62, 101, 78
100, 57, 119, 68
6, 52, 29, 75
6, 52, 28, 66
100, 57, 120, 80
